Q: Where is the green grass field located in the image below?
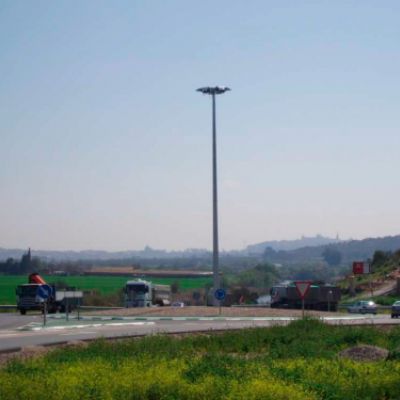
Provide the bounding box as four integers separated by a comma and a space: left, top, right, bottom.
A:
0, 274, 212, 305
1, 319, 400, 399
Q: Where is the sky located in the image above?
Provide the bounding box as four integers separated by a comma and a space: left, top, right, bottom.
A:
1, 1, 400, 252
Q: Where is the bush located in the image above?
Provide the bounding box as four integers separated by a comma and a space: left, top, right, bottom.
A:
83, 289, 124, 307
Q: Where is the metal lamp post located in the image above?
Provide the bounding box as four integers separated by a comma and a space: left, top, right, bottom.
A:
196, 86, 231, 306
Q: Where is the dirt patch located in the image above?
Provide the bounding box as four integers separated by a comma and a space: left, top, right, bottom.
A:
0, 346, 48, 367
0, 341, 88, 367
338, 345, 389, 362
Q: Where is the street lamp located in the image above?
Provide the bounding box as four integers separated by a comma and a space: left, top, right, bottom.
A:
196, 86, 231, 306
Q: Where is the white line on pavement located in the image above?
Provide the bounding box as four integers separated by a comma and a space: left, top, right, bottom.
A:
30, 321, 155, 331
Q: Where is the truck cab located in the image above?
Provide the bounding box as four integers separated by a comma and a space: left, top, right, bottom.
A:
124, 280, 171, 307
124, 280, 152, 307
16, 284, 42, 314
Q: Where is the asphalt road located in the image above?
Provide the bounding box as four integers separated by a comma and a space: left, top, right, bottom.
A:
0, 313, 41, 330
1, 313, 400, 353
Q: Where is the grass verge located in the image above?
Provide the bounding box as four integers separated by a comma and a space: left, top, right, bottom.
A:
1, 319, 400, 399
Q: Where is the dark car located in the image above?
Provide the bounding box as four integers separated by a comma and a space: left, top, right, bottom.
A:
391, 301, 400, 318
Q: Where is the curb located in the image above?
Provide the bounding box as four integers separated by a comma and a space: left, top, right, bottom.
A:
18, 315, 376, 332
0, 347, 21, 355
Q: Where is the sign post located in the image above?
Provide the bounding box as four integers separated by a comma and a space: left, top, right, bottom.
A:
214, 289, 226, 316
295, 281, 312, 319
327, 290, 333, 312
43, 302, 47, 326
36, 285, 52, 327
352, 260, 373, 296
62, 290, 84, 321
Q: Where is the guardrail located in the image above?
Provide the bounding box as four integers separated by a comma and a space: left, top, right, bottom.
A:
233, 303, 393, 311
0, 305, 18, 310
0, 305, 126, 313
78, 306, 125, 310
338, 304, 391, 311
0, 305, 125, 311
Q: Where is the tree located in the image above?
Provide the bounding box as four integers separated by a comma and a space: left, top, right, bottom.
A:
30, 257, 44, 272
19, 249, 32, 274
372, 250, 390, 267
2, 258, 17, 274
322, 247, 342, 267
263, 246, 276, 260
236, 263, 280, 289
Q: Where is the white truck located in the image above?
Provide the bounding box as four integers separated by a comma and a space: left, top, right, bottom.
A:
124, 279, 171, 307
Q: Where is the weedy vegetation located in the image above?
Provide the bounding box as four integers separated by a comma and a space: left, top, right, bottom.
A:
1, 319, 400, 399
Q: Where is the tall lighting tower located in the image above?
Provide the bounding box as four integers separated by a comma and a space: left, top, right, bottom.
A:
196, 86, 231, 306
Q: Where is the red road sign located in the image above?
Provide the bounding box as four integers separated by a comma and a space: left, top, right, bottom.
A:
353, 261, 370, 275
353, 261, 364, 274
295, 281, 312, 299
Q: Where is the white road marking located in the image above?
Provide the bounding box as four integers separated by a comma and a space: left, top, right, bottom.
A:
0, 332, 20, 337
30, 321, 155, 331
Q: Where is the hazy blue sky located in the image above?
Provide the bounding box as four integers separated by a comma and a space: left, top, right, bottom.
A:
1, 1, 400, 251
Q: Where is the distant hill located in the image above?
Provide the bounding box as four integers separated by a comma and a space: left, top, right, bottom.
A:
261, 235, 400, 266
2, 234, 400, 265
0, 247, 210, 262
246, 234, 341, 254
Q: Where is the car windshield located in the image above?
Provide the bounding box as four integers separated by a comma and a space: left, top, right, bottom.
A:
393, 301, 400, 306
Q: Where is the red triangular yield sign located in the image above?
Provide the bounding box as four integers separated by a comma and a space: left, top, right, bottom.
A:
295, 281, 311, 299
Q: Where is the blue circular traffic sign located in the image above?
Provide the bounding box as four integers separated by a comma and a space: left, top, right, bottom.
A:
214, 288, 226, 301
36, 284, 52, 300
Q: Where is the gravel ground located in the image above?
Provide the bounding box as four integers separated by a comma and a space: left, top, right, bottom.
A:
86, 306, 345, 318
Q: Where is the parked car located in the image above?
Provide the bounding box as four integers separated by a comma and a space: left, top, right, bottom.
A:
171, 301, 185, 308
347, 300, 377, 315
391, 301, 400, 318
